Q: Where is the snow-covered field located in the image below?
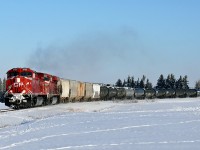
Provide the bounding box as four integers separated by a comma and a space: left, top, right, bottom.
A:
1, 98, 200, 150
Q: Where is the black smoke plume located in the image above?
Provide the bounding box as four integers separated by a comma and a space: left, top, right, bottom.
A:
27, 28, 145, 83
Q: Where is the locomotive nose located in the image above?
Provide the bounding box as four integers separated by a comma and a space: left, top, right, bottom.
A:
9, 94, 25, 105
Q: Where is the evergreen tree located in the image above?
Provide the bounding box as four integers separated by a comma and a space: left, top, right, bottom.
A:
0, 78, 2, 92
131, 76, 135, 88
145, 79, 152, 89
139, 79, 145, 88
122, 79, 126, 87
3, 78, 6, 92
165, 74, 171, 89
115, 79, 123, 87
157, 74, 165, 89
182, 75, 189, 89
142, 75, 146, 83
170, 74, 176, 89
136, 78, 140, 88
127, 75, 131, 87
176, 76, 183, 89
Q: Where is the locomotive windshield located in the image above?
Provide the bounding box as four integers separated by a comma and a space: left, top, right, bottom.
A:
44, 77, 50, 81
21, 72, 32, 77
7, 71, 19, 78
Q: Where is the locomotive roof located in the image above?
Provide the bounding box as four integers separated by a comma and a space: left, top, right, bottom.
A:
7, 68, 35, 73
7, 68, 59, 79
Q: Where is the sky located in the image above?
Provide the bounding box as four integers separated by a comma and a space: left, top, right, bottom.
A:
0, 0, 200, 87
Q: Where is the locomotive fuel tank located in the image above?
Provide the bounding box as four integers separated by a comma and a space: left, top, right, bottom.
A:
175, 89, 186, 98
134, 88, 145, 99
156, 89, 166, 98
186, 89, 197, 97
145, 89, 156, 99
165, 89, 176, 98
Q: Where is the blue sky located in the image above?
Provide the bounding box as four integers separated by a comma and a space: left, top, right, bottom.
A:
0, 0, 200, 87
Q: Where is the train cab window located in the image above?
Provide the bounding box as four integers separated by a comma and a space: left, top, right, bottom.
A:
44, 77, 50, 81
21, 72, 32, 77
7, 71, 19, 78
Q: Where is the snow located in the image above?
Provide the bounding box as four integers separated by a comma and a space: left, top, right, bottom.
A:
0, 103, 8, 109
1, 98, 200, 150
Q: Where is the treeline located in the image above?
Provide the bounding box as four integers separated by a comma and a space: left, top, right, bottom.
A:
0, 78, 6, 92
115, 75, 153, 89
116, 74, 190, 89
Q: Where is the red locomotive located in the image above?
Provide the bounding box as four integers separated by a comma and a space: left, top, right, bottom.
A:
4, 68, 59, 108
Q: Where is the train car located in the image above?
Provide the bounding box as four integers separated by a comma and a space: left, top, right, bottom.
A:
116, 87, 126, 99
77, 81, 85, 101
125, 88, 134, 99
37, 72, 59, 105
156, 89, 166, 98
165, 89, 176, 98
145, 89, 156, 99
175, 89, 186, 98
197, 90, 200, 97
57, 78, 70, 103
100, 86, 109, 100
134, 88, 145, 99
4, 68, 59, 108
58, 80, 101, 102
92, 84, 100, 100
108, 87, 117, 100
69, 80, 79, 101
58, 79, 94, 102
84, 82, 93, 101
186, 89, 197, 97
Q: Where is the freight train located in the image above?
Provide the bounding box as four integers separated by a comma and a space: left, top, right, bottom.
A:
2, 68, 200, 109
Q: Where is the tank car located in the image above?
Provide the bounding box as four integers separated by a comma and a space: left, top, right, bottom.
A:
108, 86, 117, 100
4, 68, 59, 108
175, 89, 186, 98
125, 88, 134, 99
100, 86, 109, 100
145, 89, 156, 99
116, 88, 126, 99
197, 90, 200, 97
186, 89, 197, 97
134, 88, 145, 99
165, 89, 176, 98
156, 89, 166, 98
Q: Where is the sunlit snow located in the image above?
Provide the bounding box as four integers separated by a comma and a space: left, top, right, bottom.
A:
1, 98, 200, 150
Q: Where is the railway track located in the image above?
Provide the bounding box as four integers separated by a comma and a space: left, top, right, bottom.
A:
0, 108, 15, 113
